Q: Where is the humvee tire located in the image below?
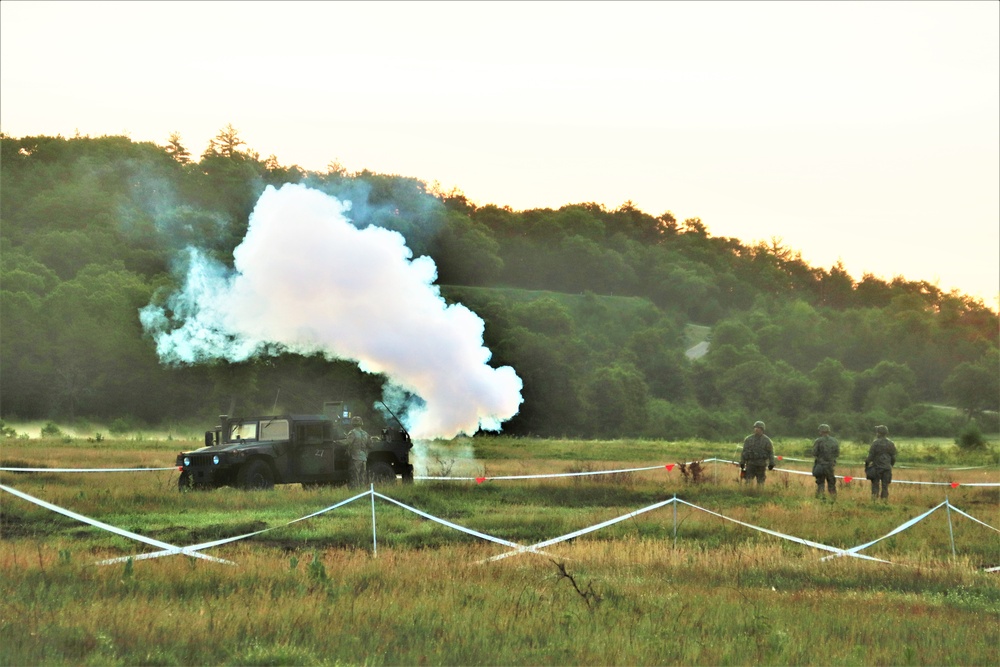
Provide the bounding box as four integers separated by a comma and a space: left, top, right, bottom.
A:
368, 461, 397, 485
238, 459, 275, 490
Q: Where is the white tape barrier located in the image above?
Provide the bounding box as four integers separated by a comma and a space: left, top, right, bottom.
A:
484, 497, 889, 565
896, 465, 991, 471
675, 498, 891, 564
487, 497, 1000, 568
483, 497, 679, 563
4, 482, 853, 565
820, 501, 1000, 564
371, 491, 553, 558
0, 466, 176, 472
734, 448, 991, 472
106, 490, 554, 565
4, 483, 666, 566
947, 505, 1000, 533
98, 490, 371, 565
4, 483, 996, 570
4, 459, 995, 487
820, 502, 947, 561
1, 483, 531, 566
416, 458, 999, 488
712, 458, 1000, 488
419, 459, 737, 483
0, 483, 232, 565
415, 464, 670, 482
784, 460, 990, 472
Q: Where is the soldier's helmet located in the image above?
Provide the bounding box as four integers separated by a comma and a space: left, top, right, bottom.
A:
753, 421, 765, 429
819, 424, 831, 433
352, 416, 364, 426
875, 425, 888, 436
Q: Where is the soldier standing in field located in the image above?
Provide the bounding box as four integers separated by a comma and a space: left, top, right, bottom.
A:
347, 416, 370, 488
811, 423, 839, 500
740, 420, 776, 485
865, 424, 897, 501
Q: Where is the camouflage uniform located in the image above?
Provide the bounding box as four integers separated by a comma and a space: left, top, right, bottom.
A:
347, 423, 370, 488
865, 426, 897, 500
811, 427, 839, 498
740, 422, 776, 485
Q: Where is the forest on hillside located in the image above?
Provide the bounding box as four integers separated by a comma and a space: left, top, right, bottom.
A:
1, 129, 997, 441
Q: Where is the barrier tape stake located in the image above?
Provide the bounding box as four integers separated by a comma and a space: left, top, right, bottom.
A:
672, 494, 678, 549
370, 485, 377, 557
946, 496, 957, 559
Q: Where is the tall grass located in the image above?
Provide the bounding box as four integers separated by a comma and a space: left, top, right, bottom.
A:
2, 540, 997, 666
1, 436, 998, 666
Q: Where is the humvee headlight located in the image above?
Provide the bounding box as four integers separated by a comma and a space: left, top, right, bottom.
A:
213, 455, 220, 465
183, 456, 191, 467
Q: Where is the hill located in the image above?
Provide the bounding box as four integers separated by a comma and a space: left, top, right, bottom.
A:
1, 132, 997, 440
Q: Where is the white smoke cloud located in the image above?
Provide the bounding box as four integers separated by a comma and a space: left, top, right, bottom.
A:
140, 183, 522, 439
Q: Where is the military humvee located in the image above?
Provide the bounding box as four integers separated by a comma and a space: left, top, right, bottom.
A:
176, 401, 413, 491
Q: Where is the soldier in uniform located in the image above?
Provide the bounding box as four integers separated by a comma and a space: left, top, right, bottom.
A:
811, 423, 839, 499
347, 416, 370, 488
865, 425, 897, 501
740, 420, 776, 485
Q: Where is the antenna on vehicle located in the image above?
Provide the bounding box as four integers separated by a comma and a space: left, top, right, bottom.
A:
378, 399, 404, 428
272, 387, 281, 412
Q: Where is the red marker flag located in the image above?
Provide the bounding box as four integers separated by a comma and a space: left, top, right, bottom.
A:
476, 477, 486, 484
777, 456, 783, 461
951, 482, 960, 488
843, 476, 853, 484
665, 464, 675, 472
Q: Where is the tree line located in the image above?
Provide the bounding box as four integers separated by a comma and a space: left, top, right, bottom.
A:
1, 129, 997, 441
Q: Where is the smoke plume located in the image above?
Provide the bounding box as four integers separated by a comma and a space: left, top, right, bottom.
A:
140, 183, 522, 439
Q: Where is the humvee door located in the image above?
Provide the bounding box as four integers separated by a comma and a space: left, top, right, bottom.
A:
295, 421, 337, 478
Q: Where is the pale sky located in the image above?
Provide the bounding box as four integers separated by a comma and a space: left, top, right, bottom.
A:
2, 1, 998, 308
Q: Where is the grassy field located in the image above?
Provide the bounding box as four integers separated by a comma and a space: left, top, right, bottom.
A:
1, 434, 998, 666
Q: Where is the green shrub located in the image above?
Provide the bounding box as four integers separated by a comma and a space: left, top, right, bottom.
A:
956, 421, 987, 450
40, 422, 63, 438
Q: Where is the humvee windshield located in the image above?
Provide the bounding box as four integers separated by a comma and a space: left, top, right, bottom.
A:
226, 419, 290, 442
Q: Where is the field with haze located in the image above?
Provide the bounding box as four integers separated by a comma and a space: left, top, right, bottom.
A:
1, 433, 998, 666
